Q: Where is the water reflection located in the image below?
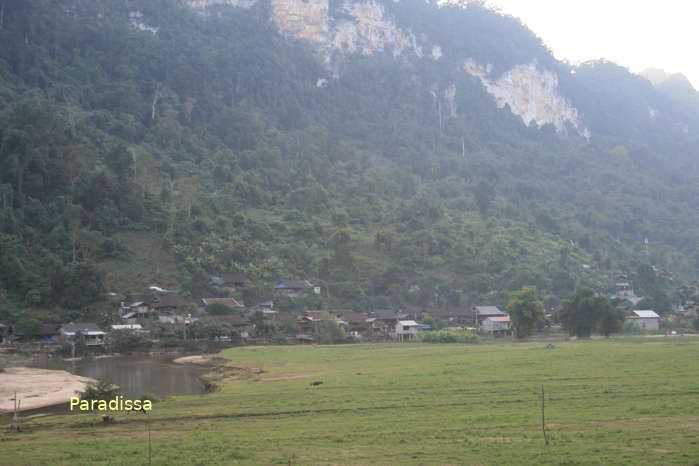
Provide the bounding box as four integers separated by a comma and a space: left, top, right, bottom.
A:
30, 356, 207, 399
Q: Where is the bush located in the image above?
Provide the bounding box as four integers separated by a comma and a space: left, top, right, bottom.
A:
420, 331, 478, 344
108, 330, 152, 353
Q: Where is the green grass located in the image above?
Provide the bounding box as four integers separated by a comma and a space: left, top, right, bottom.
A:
2, 337, 699, 465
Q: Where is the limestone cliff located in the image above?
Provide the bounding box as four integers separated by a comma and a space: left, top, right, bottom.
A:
185, 0, 588, 135
271, 0, 420, 57
464, 58, 584, 134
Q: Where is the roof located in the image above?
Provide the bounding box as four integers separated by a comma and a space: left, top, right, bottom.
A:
485, 316, 511, 322
632, 310, 660, 319
111, 324, 143, 330
201, 297, 243, 307
398, 320, 419, 326
153, 295, 189, 308
130, 301, 146, 307
60, 323, 104, 334
337, 311, 368, 324
474, 306, 506, 316
274, 280, 313, 290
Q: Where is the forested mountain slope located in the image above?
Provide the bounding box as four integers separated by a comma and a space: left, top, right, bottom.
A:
1, 0, 698, 326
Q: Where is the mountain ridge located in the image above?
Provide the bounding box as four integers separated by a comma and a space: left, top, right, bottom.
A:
0, 0, 696, 327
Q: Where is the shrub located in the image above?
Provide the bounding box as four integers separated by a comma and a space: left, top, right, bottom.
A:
420, 331, 478, 344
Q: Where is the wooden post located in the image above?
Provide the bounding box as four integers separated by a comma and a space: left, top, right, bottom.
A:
541, 384, 549, 446
146, 414, 152, 466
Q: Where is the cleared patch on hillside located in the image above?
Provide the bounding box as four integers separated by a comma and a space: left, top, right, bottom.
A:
101, 232, 184, 296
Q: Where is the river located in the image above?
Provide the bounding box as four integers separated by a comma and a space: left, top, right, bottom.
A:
11, 355, 208, 417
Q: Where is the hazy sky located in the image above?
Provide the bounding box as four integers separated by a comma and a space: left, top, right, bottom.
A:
486, 0, 699, 89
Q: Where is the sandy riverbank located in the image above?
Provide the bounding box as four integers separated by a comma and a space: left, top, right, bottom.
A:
172, 355, 210, 365
0, 367, 96, 413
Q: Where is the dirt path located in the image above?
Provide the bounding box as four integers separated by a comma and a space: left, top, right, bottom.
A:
0, 367, 95, 412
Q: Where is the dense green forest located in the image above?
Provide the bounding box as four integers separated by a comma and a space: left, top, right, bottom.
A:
1, 0, 698, 328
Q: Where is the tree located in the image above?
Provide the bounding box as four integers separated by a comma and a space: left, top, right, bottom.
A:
77, 379, 120, 404
205, 302, 239, 315
556, 287, 620, 338
314, 320, 347, 344
596, 301, 625, 337
506, 286, 544, 339
107, 330, 152, 353
474, 180, 495, 216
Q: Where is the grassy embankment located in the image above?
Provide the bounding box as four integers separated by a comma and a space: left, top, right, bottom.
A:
2, 337, 699, 465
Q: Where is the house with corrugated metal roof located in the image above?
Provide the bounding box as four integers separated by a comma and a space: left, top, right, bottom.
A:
395, 320, 420, 341
481, 316, 511, 337
627, 310, 661, 331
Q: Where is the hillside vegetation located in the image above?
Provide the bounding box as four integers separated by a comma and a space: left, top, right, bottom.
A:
1, 0, 698, 327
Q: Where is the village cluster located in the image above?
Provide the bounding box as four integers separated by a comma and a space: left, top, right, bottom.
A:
0, 274, 695, 348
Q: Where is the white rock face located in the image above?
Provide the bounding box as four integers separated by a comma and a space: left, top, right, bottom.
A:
188, 0, 256, 11
464, 58, 583, 133
272, 0, 331, 44
271, 0, 420, 58
129, 11, 159, 35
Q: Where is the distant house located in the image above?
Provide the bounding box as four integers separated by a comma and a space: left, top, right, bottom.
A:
481, 316, 511, 337
110, 324, 147, 334
11, 324, 60, 343
152, 295, 190, 313
336, 311, 370, 337
120, 301, 152, 320
201, 297, 244, 308
627, 310, 660, 331
611, 295, 642, 310
473, 306, 507, 328
210, 273, 249, 289
273, 280, 319, 297
395, 320, 420, 341
209, 314, 252, 338
60, 323, 106, 346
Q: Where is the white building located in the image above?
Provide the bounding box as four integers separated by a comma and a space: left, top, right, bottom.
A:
395, 320, 420, 341
627, 310, 660, 331
481, 316, 511, 336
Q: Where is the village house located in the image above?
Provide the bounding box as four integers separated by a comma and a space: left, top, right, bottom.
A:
627, 310, 661, 331
614, 275, 634, 296
209, 314, 253, 338
273, 280, 320, 297
10, 324, 60, 343
473, 306, 507, 324
110, 324, 147, 333
335, 310, 370, 337
152, 295, 190, 313
201, 297, 244, 309
120, 301, 152, 320
60, 323, 106, 346
395, 320, 420, 341
481, 316, 511, 337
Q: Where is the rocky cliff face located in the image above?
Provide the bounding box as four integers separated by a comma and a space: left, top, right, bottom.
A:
271, 0, 419, 58
186, 0, 587, 135
464, 59, 584, 134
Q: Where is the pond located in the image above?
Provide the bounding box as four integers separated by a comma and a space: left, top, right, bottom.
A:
12, 355, 209, 417
30, 355, 208, 399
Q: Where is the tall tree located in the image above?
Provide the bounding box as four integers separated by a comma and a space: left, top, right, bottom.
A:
506, 286, 544, 339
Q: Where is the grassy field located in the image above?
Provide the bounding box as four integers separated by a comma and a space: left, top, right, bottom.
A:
2, 337, 699, 465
